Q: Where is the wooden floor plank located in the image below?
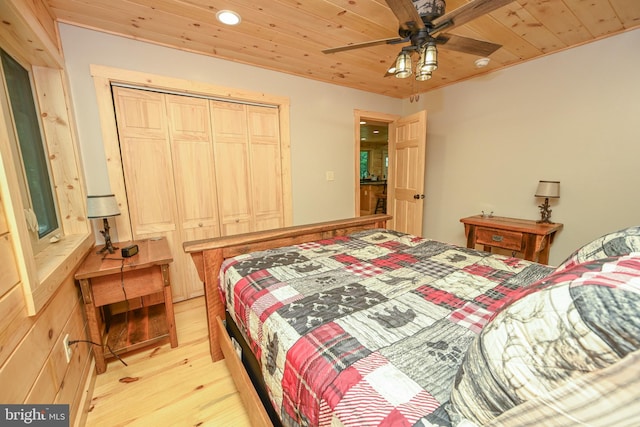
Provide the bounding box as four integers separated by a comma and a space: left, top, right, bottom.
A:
86, 297, 252, 426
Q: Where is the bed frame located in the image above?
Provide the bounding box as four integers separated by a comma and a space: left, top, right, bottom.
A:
183, 214, 391, 426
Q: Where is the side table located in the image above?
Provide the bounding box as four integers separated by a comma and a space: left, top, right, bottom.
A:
74, 237, 178, 374
460, 215, 563, 264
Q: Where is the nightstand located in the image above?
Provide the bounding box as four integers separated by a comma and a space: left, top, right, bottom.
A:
75, 237, 178, 374
460, 215, 563, 264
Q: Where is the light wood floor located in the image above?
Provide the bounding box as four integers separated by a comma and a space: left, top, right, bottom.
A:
86, 297, 252, 426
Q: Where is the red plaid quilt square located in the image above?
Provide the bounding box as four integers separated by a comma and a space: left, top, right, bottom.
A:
330, 352, 439, 426
464, 264, 513, 282
282, 322, 371, 425
371, 253, 418, 270
345, 262, 385, 278
449, 302, 493, 333
413, 285, 467, 309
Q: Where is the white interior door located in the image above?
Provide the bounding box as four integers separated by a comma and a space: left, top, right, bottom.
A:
387, 110, 427, 236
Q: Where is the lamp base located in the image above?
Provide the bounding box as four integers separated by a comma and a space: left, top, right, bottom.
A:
537, 198, 554, 224
536, 219, 555, 224
96, 218, 118, 255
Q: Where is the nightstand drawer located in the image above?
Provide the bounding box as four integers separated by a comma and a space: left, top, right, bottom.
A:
91, 266, 163, 307
475, 227, 524, 252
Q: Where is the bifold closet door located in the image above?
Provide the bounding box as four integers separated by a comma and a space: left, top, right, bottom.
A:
113, 87, 285, 301
165, 93, 221, 299
246, 105, 284, 231
210, 101, 284, 235
113, 87, 220, 301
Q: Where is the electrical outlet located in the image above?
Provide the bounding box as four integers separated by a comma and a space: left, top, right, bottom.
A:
63, 334, 72, 363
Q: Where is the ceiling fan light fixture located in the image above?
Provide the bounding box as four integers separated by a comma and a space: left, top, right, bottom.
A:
216, 10, 241, 26
421, 42, 438, 73
415, 69, 432, 81
394, 51, 412, 79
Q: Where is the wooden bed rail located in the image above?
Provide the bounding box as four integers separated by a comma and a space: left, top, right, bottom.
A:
183, 214, 391, 361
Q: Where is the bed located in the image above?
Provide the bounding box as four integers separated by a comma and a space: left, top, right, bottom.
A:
184, 215, 640, 427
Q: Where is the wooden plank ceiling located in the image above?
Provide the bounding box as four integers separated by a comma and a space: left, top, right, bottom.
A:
46, 0, 640, 99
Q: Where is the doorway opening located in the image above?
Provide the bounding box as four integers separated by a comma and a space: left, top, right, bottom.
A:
353, 110, 399, 217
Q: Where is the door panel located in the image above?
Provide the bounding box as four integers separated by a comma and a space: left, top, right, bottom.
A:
120, 136, 177, 234
166, 95, 220, 234
213, 140, 252, 235
212, 102, 284, 235
166, 94, 221, 299
248, 106, 283, 229
114, 88, 179, 237
210, 101, 251, 233
388, 110, 427, 236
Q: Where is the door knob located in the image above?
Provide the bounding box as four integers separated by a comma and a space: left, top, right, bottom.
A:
413, 194, 425, 199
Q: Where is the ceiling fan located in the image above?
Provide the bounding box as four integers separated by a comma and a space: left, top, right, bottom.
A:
323, 0, 513, 81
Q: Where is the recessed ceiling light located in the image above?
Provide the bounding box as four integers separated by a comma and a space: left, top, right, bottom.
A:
475, 57, 490, 68
216, 10, 241, 26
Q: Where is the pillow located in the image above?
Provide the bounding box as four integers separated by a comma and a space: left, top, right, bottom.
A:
555, 225, 640, 272
447, 253, 640, 426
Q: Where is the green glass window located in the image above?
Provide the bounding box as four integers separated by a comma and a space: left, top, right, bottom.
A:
1, 49, 59, 239
360, 151, 369, 179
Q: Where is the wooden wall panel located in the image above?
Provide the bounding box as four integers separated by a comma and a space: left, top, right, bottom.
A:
0, 3, 93, 426
28, 301, 90, 404
0, 235, 19, 297
0, 194, 7, 233
0, 0, 63, 68
0, 286, 31, 367
1, 275, 79, 402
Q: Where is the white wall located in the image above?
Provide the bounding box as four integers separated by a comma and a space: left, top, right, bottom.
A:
406, 29, 640, 265
60, 24, 640, 266
58, 23, 402, 225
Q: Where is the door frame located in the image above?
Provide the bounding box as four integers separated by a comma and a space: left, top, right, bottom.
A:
353, 109, 399, 217
91, 64, 293, 241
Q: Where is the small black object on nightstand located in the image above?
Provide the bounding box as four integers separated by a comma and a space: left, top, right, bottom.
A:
121, 244, 139, 258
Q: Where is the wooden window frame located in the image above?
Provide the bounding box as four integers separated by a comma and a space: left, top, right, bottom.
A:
0, 61, 91, 314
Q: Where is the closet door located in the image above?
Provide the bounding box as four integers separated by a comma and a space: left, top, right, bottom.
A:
247, 105, 283, 231
113, 87, 220, 301
114, 88, 178, 237
113, 87, 285, 300
211, 101, 284, 235
210, 101, 253, 235
165, 94, 221, 298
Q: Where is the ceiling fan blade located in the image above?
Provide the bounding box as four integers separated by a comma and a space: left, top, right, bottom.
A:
384, 0, 426, 32
431, 0, 514, 34
436, 34, 502, 56
323, 37, 404, 54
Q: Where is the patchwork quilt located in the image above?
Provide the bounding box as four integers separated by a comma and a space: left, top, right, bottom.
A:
219, 229, 553, 427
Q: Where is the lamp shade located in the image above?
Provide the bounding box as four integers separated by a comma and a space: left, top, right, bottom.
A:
87, 194, 120, 219
535, 180, 560, 198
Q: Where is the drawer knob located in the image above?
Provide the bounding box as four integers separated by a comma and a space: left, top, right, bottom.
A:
492, 235, 503, 242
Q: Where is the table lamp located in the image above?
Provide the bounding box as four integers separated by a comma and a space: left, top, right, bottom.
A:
87, 194, 121, 254
535, 180, 560, 223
